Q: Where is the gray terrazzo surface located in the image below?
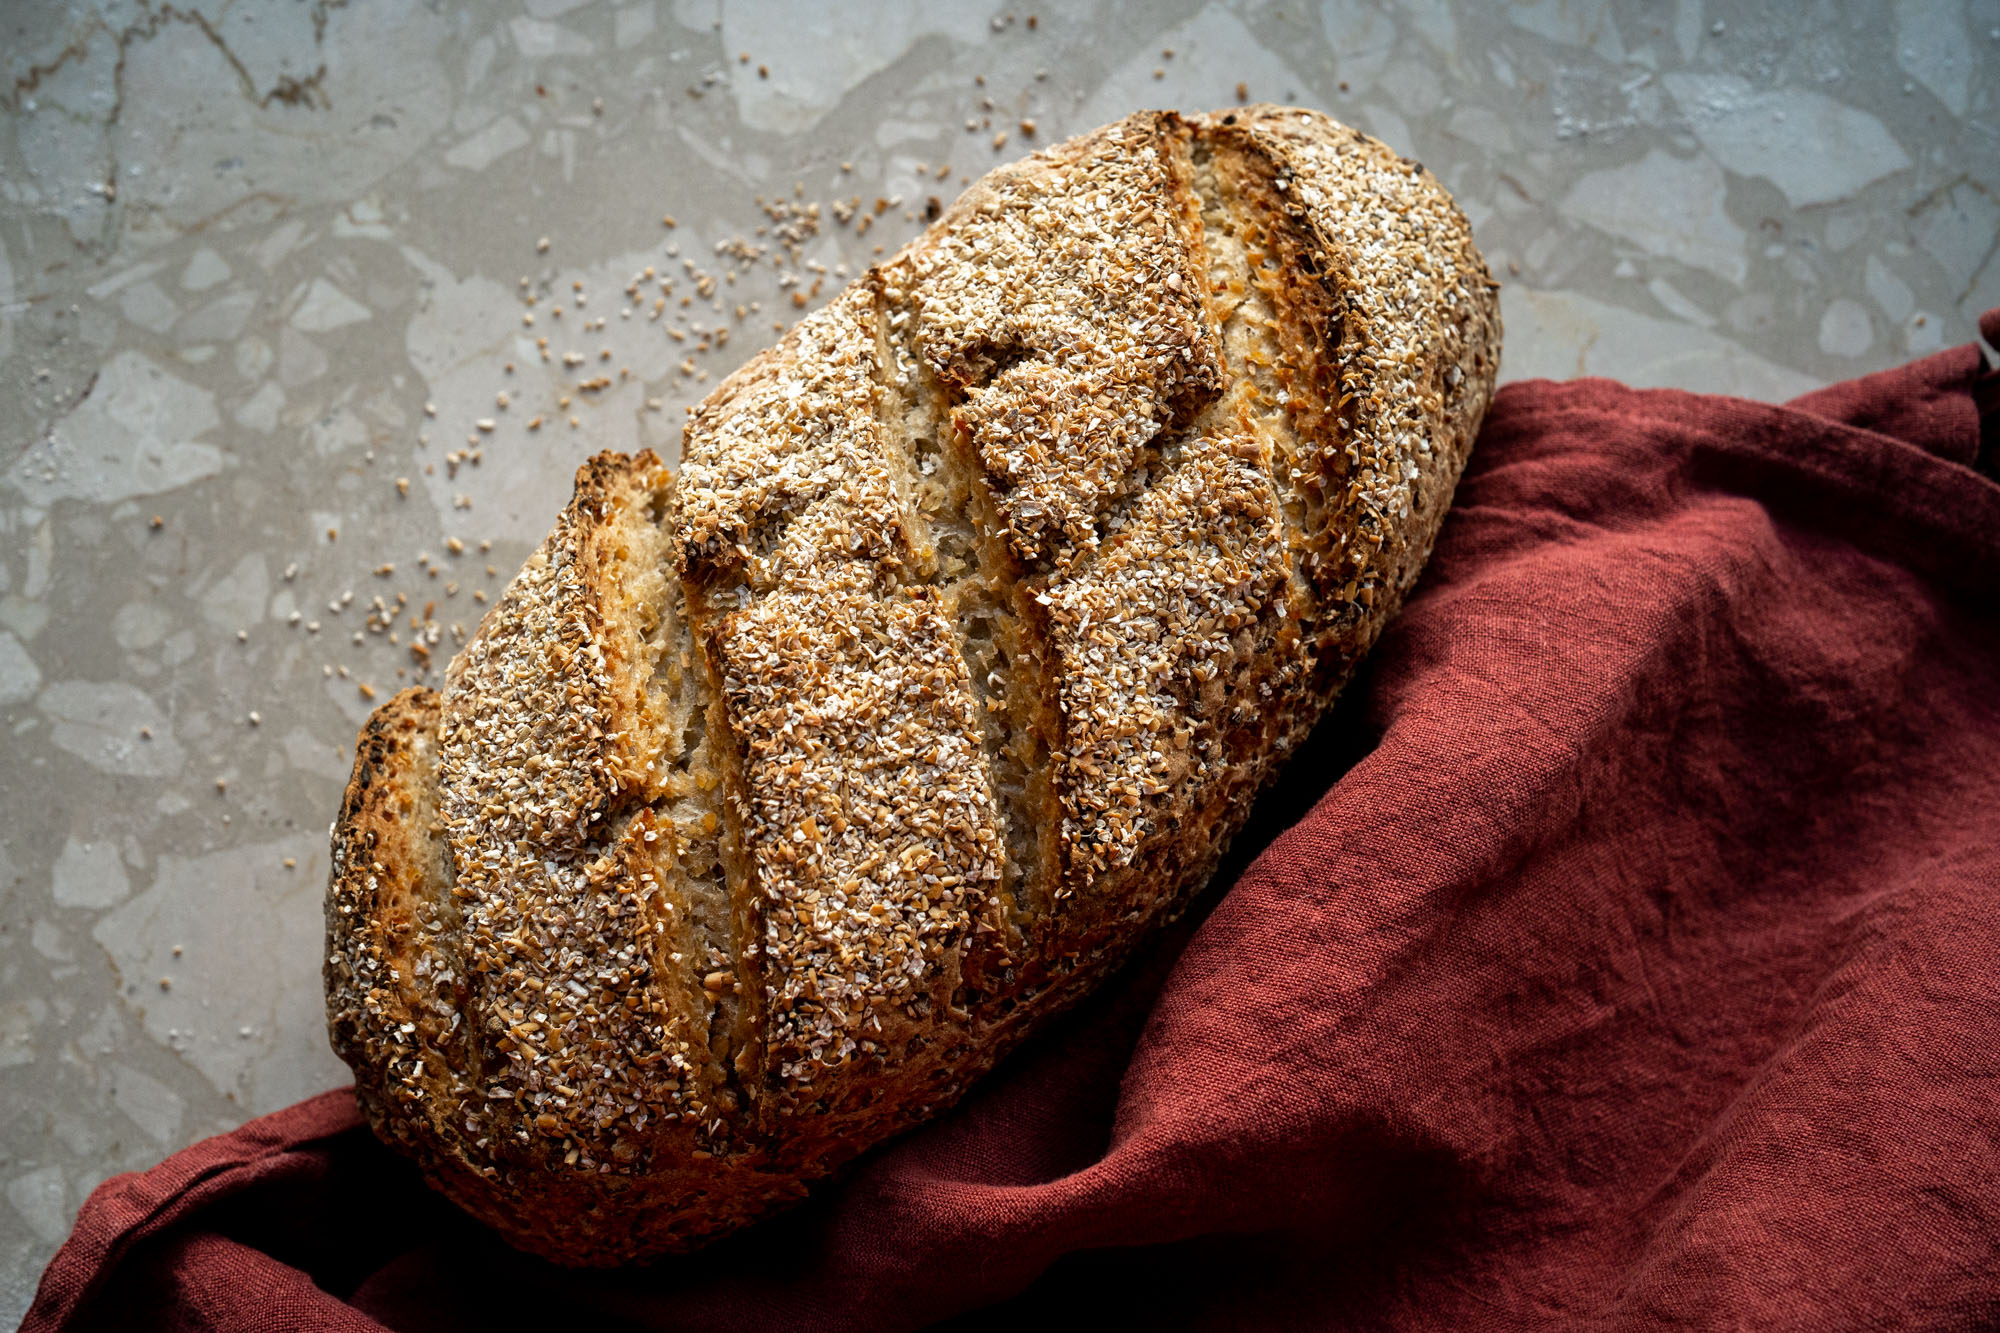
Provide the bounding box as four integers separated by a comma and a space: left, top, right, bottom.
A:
2, 0, 1996, 1316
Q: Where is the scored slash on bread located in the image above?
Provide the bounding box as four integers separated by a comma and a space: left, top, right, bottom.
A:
326, 105, 1500, 1264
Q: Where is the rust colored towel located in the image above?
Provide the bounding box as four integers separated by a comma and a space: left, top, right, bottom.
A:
26, 314, 2000, 1332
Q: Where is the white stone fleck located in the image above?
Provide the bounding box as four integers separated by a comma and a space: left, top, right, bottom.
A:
1085, 7, 1313, 133
1354, 103, 1416, 158
1912, 182, 2000, 292
31, 919, 71, 962
1646, 277, 1716, 327
108, 1064, 185, 1145
196, 554, 270, 631
1503, 286, 1821, 401
179, 248, 232, 292
1320, 0, 1398, 92
93, 840, 349, 1111
251, 221, 309, 271
160, 630, 195, 670
85, 262, 167, 302
283, 727, 350, 782
1562, 149, 1747, 285
1905, 311, 1945, 356
118, 280, 181, 335
308, 406, 372, 458
1673, 0, 1703, 60
1506, 0, 1624, 61
1963, 250, 2000, 324
330, 198, 393, 241
1399, 0, 1457, 57
51, 837, 131, 910
463, 33, 496, 92
0, 231, 13, 367
0, 631, 40, 705
36, 682, 184, 778
111, 603, 173, 653
5, 1166, 70, 1247
1664, 74, 1911, 208
22, 519, 52, 600
1824, 213, 1870, 253
0, 601, 43, 646
178, 289, 259, 344
5, 351, 226, 507
278, 326, 329, 387
1447, 104, 1513, 153
509, 17, 596, 58
0, 992, 42, 1071
290, 278, 373, 333
233, 381, 285, 434
615, 1, 657, 48
444, 114, 531, 171
234, 335, 274, 382
1894, 0, 1972, 116
1865, 255, 1915, 322
398, 243, 659, 535
1818, 298, 1874, 357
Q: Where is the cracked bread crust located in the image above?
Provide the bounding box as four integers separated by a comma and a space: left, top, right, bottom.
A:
326, 105, 1499, 1266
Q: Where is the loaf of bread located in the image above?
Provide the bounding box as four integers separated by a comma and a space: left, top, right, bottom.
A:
325, 105, 1499, 1265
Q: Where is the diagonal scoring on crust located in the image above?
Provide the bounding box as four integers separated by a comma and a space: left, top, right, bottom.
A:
908, 111, 1224, 571
1200, 108, 1500, 697
325, 687, 488, 1170
673, 287, 1008, 1134
326, 105, 1500, 1265
432, 455, 725, 1174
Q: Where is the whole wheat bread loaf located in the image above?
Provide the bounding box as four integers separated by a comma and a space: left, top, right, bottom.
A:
325, 105, 1500, 1265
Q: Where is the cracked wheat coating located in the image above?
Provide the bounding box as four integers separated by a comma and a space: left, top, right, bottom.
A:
325, 105, 1500, 1265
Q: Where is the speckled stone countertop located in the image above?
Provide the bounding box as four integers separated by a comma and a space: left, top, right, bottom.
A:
1, 0, 1995, 1314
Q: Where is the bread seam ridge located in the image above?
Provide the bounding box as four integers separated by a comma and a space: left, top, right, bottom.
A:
325, 688, 491, 1176
1185, 120, 1351, 749
1227, 109, 1499, 681
1015, 121, 1304, 934
659, 516, 763, 1144
693, 585, 762, 1142
868, 275, 1044, 960
606, 467, 752, 1153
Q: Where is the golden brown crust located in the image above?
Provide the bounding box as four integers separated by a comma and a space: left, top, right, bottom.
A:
907, 111, 1224, 570
1196, 106, 1500, 710
326, 687, 469, 1148
326, 106, 1499, 1265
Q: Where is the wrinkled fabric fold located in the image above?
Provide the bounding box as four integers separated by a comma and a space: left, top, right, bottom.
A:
26, 320, 2000, 1332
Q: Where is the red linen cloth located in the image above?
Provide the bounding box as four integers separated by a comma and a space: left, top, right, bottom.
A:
26, 315, 2000, 1332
